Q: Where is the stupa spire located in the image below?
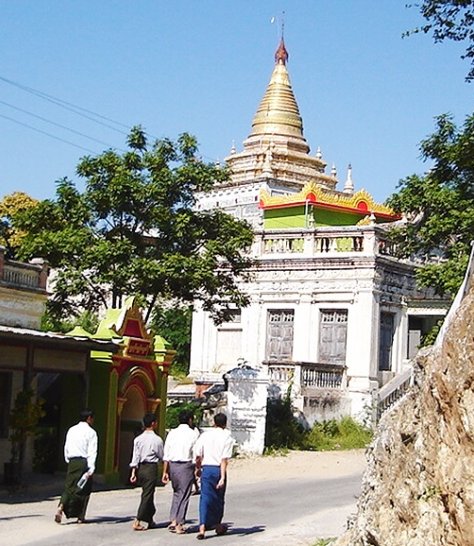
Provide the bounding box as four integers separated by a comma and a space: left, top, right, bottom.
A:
343, 164, 355, 194
249, 36, 306, 144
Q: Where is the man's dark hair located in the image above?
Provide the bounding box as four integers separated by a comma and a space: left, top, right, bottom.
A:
80, 409, 94, 422
178, 410, 193, 425
143, 413, 157, 428
214, 413, 227, 428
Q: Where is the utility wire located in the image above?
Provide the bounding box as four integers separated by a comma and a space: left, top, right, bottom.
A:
0, 75, 130, 135
0, 99, 123, 150
0, 112, 97, 153
0, 74, 221, 162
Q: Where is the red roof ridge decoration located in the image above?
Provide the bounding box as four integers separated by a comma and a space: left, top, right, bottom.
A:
259, 182, 400, 220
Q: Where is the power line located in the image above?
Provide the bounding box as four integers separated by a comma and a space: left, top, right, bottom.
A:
0, 74, 130, 135
0, 99, 122, 150
0, 112, 97, 154
0, 74, 221, 163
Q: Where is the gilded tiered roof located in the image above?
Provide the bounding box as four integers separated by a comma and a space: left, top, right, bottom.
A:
249, 38, 306, 144
225, 38, 334, 189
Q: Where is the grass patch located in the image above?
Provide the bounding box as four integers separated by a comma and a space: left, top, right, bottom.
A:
313, 539, 335, 546
304, 417, 373, 451
263, 446, 290, 457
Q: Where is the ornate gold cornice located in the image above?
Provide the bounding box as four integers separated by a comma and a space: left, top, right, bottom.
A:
259, 182, 399, 218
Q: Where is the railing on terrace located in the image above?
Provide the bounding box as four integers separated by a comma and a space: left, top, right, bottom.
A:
254, 226, 398, 259
301, 362, 347, 390
376, 367, 413, 421
0, 250, 48, 291
264, 360, 347, 392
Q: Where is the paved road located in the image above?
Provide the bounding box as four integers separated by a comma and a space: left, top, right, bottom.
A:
1, 469, 361, 545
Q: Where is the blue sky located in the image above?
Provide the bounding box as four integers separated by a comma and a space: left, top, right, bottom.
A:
0, 0, 471, 203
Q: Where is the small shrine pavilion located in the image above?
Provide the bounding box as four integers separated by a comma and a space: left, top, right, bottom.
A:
73, 297, 174, 483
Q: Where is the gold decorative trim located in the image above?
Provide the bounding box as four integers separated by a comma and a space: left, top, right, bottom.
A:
260, 182, 397, 216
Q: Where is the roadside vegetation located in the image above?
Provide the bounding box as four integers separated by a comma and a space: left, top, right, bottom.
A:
265, 396, 372, 453
165, 401, 203, 430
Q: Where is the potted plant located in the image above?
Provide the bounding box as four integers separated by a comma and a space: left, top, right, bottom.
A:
4, 388, 45, 486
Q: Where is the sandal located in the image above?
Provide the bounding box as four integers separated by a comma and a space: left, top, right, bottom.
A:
215, 524, 227, 536
196, 533, 206, 540
132, 519, 146, 531
175, 524, 186, 534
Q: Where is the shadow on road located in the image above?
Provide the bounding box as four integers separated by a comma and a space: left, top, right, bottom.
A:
0, 475, 133, 505
226, 524, 266, 537
0, 514, 42, 521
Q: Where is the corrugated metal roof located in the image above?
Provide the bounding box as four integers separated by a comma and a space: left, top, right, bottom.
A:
0, 324, 119, 352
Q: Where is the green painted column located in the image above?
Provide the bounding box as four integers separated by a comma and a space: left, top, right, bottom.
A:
88, 350, 120, 483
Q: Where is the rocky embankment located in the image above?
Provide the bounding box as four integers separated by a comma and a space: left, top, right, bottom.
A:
335, 287, 474, 546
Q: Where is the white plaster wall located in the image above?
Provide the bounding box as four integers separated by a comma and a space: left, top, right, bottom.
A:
241, 304, 261, 368
0, 288, 46, 329
346, 289, 377, 384
226, 374, 269, 455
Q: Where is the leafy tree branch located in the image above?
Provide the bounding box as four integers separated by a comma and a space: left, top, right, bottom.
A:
14, 127, 254, 324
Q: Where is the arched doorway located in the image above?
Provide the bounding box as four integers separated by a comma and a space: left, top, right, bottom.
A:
119, 386, 145, 483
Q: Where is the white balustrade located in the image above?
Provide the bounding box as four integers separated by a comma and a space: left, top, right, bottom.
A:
257, 227, 397, 259
266, 361, 346, 392
2, 264, 41, 289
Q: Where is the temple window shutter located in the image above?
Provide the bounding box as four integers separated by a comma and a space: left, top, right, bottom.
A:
266, 309, 294, 361
319, 309, 348, 365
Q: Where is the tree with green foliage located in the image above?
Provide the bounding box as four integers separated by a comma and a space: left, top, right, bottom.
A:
14, 127, 254, 324
0, 191, 38, 259
9, 389, 45, 465
151, 305, 192, 375
40, 309, 100, 335
407, 0, 474, 81
387, 112, 474, 297
265, 396, 306, 450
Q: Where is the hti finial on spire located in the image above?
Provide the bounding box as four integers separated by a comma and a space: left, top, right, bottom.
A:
274, 11, 288, 65
274, 38, 288, 64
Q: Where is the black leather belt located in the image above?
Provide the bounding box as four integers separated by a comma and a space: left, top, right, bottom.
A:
140, 461, 158, 465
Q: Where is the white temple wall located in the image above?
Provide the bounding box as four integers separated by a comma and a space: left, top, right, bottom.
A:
292, 294, 312, 362
190, 303, 211, 377
188, 256, 449, 426
190, 265, 383, 385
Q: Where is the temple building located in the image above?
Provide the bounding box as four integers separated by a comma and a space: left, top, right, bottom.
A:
189, 39, 449, 423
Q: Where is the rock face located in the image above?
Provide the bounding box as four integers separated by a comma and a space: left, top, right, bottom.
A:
335, 286, 474, 546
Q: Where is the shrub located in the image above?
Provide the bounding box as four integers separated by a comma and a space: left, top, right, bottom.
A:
304, 417, 372, 451
264, 396, 306, 450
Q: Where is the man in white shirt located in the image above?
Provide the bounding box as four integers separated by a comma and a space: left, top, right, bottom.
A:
162, 410, 200, 534
129, 413, 164, 531
54, 408, 98, 524
194, 413, 234, 540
